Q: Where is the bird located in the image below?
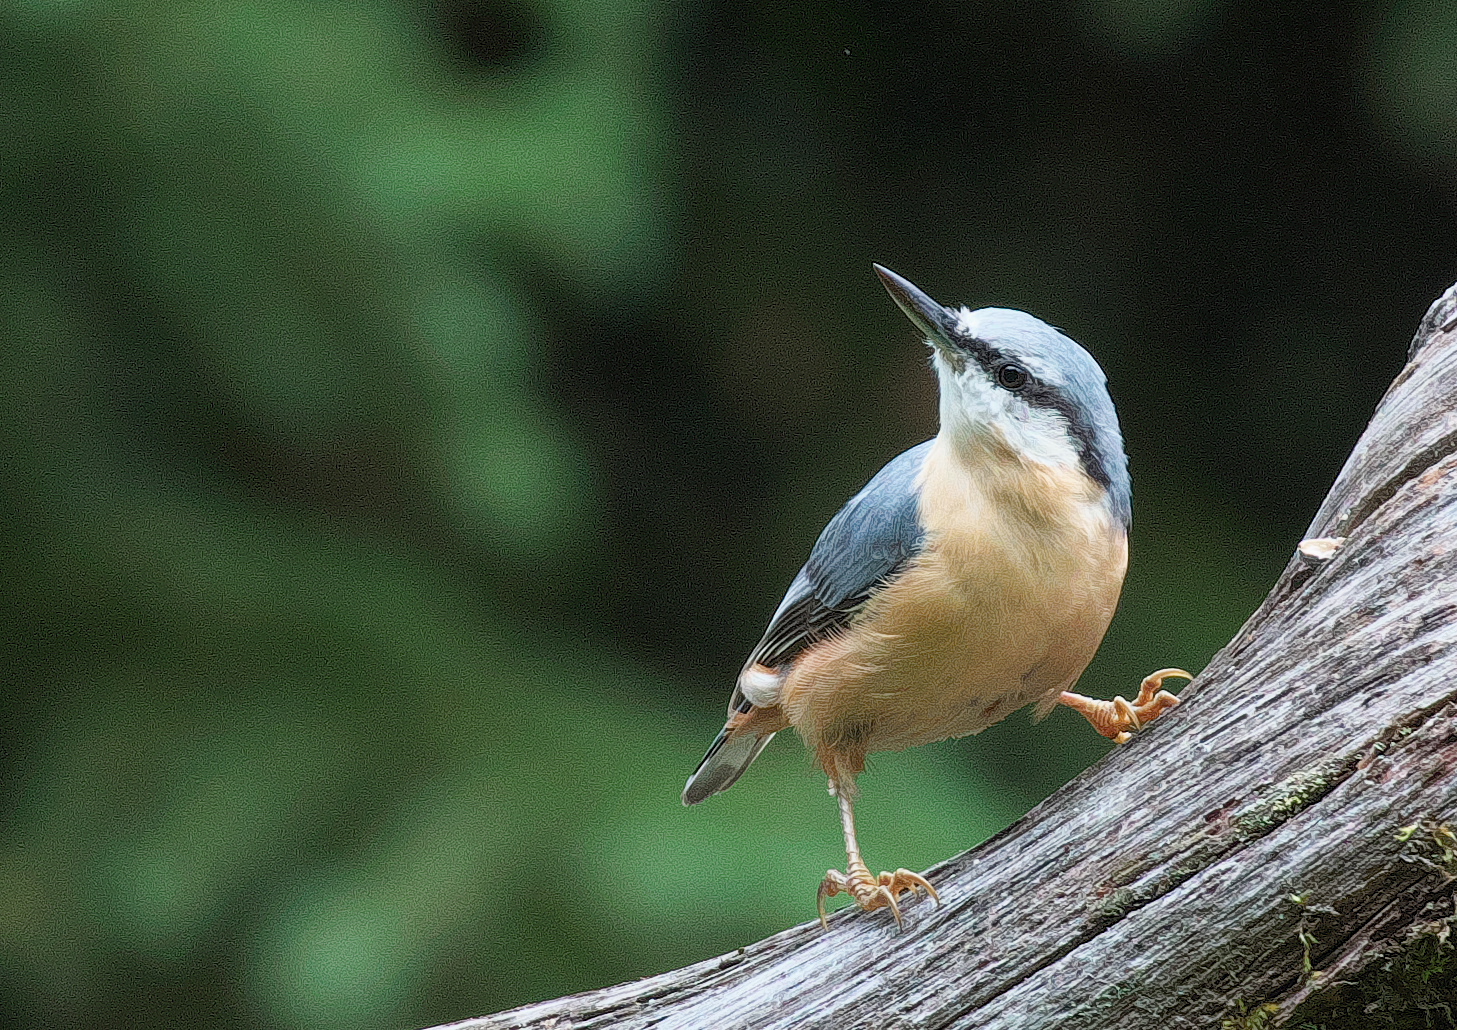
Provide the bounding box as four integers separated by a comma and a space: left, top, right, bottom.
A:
682, 264, 1190, 928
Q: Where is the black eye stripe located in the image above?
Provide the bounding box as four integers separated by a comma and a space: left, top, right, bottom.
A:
952, 331, 1115, 491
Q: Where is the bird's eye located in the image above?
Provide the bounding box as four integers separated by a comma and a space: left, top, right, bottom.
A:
995, 363, 1029, 390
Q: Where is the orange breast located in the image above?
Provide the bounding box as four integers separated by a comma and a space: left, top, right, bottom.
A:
777, 433, 1128, 760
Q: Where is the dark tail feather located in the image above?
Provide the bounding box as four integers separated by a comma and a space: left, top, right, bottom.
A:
682, 726, 777, 805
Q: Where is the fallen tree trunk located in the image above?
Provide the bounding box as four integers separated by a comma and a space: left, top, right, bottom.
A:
444, 284, 1457, 1030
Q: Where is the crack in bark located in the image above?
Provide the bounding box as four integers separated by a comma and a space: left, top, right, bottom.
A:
941, 695, 1457, 1027
1315, 427, 1457, 542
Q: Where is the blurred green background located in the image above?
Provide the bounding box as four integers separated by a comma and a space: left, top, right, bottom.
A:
2, 0, 1454, 1026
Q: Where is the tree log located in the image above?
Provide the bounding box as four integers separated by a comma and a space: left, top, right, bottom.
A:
444, 284, 1457, 1030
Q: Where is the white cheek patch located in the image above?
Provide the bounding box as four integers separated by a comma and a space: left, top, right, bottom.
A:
936, 359, 1082, 471
1000, 404, 1082, 468
937, 359, 1005, 426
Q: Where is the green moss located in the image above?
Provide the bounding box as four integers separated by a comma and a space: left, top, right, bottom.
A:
1094, 885, 1139, 922
1222, 1000, 1281, 1029
1395, 820, 1457, 878
1231, 760, 1349, 841
1285, 861, 1456, 1030
1286, 930, 1456, 1028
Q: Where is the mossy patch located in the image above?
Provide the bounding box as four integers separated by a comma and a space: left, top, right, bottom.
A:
1395, 820, 1457, 879
1285, 890, 1457, 1028
1222, 1000, 1281, 1029
1230, 760, 1349, 842
1284, 934, 1455, 1028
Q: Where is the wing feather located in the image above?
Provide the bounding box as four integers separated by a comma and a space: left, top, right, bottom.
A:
736, 440, 932, 700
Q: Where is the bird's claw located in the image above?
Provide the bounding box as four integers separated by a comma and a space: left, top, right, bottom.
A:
817, 866, 940, 929
1062, 668, 1192, 743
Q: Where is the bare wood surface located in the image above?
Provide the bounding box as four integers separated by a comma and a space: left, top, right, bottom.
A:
443, 284, 1457, 1030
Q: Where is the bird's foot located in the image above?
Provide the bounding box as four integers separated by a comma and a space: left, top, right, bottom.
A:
1061, 668, 1193, 744
817, 859, 939, 929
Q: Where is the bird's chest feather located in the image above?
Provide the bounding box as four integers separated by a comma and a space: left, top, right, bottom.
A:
781, 435, 1128, 753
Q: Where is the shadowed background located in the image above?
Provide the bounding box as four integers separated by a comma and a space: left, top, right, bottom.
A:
2, 1, 1455, 1027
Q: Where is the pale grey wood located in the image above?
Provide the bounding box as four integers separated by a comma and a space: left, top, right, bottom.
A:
439, 283, 1457, 1030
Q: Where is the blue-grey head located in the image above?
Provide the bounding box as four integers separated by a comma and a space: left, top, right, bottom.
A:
874, 264, 1131, 527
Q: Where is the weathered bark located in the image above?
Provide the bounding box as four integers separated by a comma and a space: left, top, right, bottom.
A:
443, 286, 1457, 1030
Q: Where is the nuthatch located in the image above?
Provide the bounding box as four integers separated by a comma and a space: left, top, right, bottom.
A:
683, 265, 1190, 927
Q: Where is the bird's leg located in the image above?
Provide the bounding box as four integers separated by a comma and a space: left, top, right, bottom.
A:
816, 762, 939, 929
1060, 668, 1193, 744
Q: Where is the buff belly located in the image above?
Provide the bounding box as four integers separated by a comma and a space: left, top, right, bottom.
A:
777, 435, 1129, 760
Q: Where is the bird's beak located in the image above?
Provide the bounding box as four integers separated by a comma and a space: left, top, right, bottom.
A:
873, 264, 960, 359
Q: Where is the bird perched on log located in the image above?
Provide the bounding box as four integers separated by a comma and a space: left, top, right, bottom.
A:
683, 264, 1190, 927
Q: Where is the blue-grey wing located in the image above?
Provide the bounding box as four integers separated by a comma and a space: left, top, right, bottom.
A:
743, 439, 932, 677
